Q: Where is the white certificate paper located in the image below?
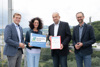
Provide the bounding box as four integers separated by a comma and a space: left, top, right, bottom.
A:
50, 36, 61, 49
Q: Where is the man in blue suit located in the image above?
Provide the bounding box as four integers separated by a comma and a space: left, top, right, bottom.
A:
3, 13, 25, 67
73, 12, 96, 67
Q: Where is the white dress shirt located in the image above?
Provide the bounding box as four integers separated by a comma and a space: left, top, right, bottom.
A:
54, 21, 60, 36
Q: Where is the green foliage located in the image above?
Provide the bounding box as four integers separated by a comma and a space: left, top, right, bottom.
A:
40, 48, 52, 61
1, 49, 100, 67
67, 60, 77, 67
92, 57, 100, 67
88, 21, 100, 42
92, 51, 100, 58
39, 49, 100, 67
43, 61, 53, 67
67, 51, 76, 61
0, 60, 7, 67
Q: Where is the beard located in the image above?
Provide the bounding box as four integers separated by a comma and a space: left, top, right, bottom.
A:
78, 20, 83, 24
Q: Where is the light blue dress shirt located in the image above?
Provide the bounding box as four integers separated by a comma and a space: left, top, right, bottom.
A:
79, 23, 84, 42
13, 23, 21, 43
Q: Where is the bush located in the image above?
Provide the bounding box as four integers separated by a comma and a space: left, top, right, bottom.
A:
92, 57, 100, 67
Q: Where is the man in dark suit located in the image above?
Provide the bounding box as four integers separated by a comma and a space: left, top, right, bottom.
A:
73, 12, 96, 67
48, 12, 71, 67
3, 13, 25, 67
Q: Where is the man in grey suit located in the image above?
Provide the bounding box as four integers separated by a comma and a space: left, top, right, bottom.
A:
3, 13, 25, 67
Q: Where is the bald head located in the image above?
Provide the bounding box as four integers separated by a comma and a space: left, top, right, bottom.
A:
52, 12, 60, 24
52, 12, 60, 16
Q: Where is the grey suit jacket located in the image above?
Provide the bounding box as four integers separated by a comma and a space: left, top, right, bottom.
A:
3, 23, 24, 56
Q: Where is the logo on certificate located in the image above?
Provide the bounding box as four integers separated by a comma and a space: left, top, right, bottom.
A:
32, 37, 36, 41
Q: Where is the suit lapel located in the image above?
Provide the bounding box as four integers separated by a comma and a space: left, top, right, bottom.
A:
81, 23, 87, 39
76, 26, 79, 41
12, 23, 19, 38
52, 24, 54, 36
57, 22, 62, 35
12, 23, 20, 41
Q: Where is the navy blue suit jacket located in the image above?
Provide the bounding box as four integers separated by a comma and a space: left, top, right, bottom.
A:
3, 23, 24, 56
73, 23, 96, 55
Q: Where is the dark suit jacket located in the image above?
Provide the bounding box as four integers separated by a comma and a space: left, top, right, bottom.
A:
48, 21, 71, 56
3, 23, 24, 56
73, 23, 96, 55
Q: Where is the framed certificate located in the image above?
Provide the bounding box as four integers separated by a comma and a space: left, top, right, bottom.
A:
50, 36, 61, 49
30, 33, 46, 48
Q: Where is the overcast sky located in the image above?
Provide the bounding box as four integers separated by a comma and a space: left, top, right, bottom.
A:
0, 0, 100, 28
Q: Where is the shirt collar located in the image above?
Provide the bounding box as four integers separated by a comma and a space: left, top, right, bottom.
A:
54, 21, 60, 25
30, 29, 39, 33
78, 23, 85, 27
13, 22, 20, 27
